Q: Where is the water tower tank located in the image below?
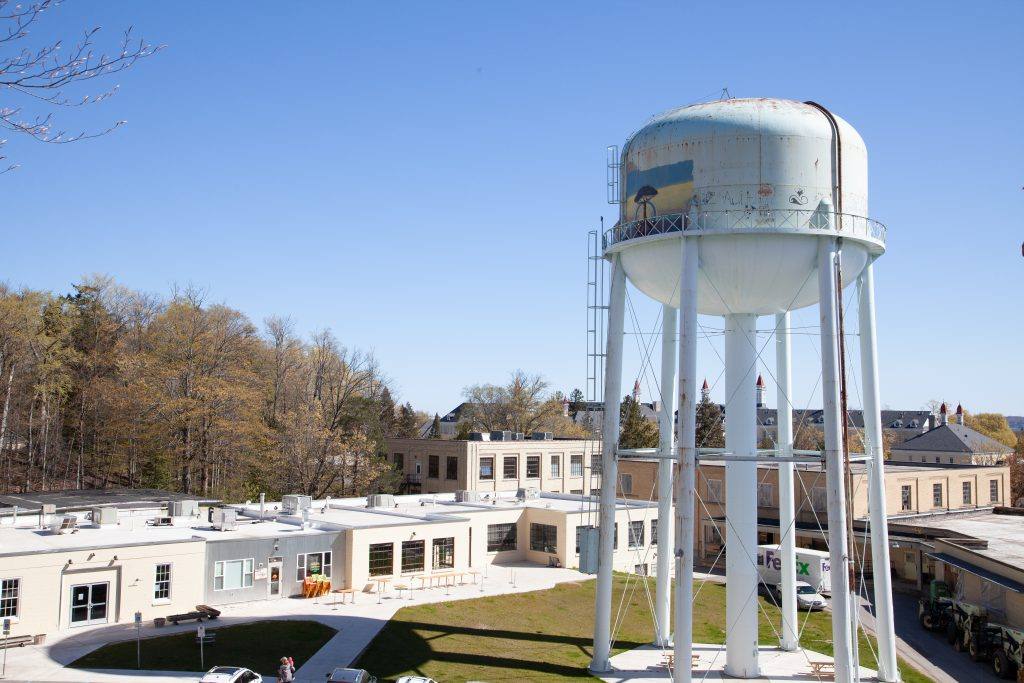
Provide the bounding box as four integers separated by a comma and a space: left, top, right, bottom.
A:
606, 98, 885, 315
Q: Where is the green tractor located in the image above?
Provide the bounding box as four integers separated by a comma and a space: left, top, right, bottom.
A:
987, 624, 1024, 680
918, 579, 953, 631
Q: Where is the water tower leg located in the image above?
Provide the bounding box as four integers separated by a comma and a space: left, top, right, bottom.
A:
776, 311, 799, 652
655, 303, 677, 648
817, 237, 855, 682
591, 253, 626, 674
858, 261, 899, 682
724, 312, 760, 678
673, 237, 699, 683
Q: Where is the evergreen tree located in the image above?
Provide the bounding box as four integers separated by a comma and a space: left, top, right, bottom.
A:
619, 394, 659, 449
568, 388, 584, 419
395, 402, 419, 438
696, 395, 725, 448
378, 386, 397, 437
429, 413, 442, 439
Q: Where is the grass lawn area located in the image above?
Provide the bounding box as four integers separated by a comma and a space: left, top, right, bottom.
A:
70, 619, 336, 676
358, 575, 932, 682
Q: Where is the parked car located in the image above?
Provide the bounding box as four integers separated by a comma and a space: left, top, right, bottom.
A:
397, 678, 439, 683
326, 668, 377, 683
199, 666, 262, 683
794, 581, 827, 611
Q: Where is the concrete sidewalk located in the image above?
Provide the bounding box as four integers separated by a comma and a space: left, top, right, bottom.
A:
2, 562, 588, 682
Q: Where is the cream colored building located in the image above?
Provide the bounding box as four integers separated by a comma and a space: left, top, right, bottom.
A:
385, 437, 602, 496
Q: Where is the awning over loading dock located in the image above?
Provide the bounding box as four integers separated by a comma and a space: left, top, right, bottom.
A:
927, 552, 1024, 594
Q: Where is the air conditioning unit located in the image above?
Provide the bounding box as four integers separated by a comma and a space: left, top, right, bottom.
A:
454, 490, 482, 503
91, 507, 118, 526
468, 431, 490, 441
516, 487, 541, 500
169, 500, 199, 518
490, 430, 512, 441
531, 432, 553, 440
211, 508, 237, 531
49, 516, 77, 534
281, 495, 312, 515
511, 432, 525, 441
367, 494, 395, 508
151, 516, 173, 527
41, 504, 56, 515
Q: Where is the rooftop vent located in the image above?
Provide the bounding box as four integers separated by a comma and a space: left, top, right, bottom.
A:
281, 495, 312, 515
367, 494, 396, 508
454, 490, 483, 503
211, 508, 237, 531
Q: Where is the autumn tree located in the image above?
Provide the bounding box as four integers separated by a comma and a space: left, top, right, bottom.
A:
461, 371, 564, 435
964, 412, 1017, 449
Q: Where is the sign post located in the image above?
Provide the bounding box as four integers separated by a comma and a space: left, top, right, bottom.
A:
134, 611, 142, 669
197, 624, 205, 671
2, 617, 10, 679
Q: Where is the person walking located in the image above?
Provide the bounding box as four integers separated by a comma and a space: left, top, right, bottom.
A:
277, 656, 295, 682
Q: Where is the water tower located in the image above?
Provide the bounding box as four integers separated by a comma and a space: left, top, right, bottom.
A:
591, 98, 898, 682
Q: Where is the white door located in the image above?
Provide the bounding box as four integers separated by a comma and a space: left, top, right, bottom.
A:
70, 582, 109, 626
268, 561, 283, 599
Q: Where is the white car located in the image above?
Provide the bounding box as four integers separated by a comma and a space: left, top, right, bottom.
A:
397, 678, 439, 683
199, 666, 262, 683
794, 581, 827, 611
326, 668, 377, 683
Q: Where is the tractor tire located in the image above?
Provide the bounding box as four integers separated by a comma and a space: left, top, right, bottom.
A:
993, 651, 1013, 679
954, 633, 966, 653
969, 637, 984, 662
920, 612, 933, 630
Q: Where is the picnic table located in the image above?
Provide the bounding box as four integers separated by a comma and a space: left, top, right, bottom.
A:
661, 653, 701, 669
808, 661, 835, 679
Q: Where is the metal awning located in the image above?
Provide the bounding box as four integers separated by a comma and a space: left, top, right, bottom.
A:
927, 552, 1024, 594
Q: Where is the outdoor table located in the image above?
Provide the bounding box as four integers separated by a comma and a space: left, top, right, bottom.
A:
331, 588, 356, 608
373, 577, 392, 593
468, 569, 481, 584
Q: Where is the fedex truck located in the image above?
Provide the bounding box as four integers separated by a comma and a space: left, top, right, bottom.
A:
757, 545, 832, 596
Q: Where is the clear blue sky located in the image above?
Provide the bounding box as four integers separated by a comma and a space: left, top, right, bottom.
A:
4, 1, 1022, 417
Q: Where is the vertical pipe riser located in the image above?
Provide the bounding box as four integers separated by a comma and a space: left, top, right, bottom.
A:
776, 312, 799, 652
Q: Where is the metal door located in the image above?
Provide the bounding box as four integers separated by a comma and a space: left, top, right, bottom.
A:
268, 561, 282, 598
70, 582, 109, 626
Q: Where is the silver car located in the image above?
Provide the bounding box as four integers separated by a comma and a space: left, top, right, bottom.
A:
326, 668, 378, 683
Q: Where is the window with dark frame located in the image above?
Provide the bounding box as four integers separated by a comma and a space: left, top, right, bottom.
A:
551, 455, 561, 478
154, 563, 171, 600
530, 523, 557, 553
479, 457, 494, 480
963, 481, 972, 505
628, 520, 645, 548
651, 519, 658, 545
0, 578, 19, 618
297, 551, 332, 581
432, 537, 455, 569
526, 455, 540, 478
401, 540, 425, 573
901, 485, 912, 511
446, 456, 458, 480
487, 523, 517, 552
428, 455, 439, 479
990, 479, 1000, 502
570, 454, 584, 477
368, 542, 394, 577
503, 456, 518, 479
933, 483, 943, 507
393, 453, 404, 470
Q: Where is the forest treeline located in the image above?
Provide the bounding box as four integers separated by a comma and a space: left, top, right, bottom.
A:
0, 277, 424, 501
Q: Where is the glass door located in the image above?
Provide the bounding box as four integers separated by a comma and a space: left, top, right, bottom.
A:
70, 582, 109, 626
268, 561, 282, 598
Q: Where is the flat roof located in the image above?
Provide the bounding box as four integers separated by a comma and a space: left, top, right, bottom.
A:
912, 511, 1024, 568
0, 488, 219, 513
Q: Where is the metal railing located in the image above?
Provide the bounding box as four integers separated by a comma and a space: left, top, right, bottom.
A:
603, 208, 887, 250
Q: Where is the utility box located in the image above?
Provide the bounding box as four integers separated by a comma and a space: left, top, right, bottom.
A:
91, 507, 118, 526
578, 525, 600, 575
211, 508, 237, 531
282, 494, 312, 515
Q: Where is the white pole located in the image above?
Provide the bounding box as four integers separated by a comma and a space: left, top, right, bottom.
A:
776, 312, 799, 652
818, 237, 854, 682
591, 254, 626, 674
724, 312, 760, 679
674, 237, 699, 683
656, 303, 677, 648
859, 260, 899, 682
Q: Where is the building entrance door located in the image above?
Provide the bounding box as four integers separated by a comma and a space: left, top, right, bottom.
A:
70, 582, 109, 626
268, 559, 283, 598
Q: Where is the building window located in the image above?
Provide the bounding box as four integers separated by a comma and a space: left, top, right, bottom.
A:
446, 456, 458, 480
432, 537, 455, 569
614, 522, 619, 550
628, 520, 645, 548
530, 523, 558, 553
0, 579, 19, 618
706, 479, 723, 503
962, 481, 972, 505
154, 564, 171, 601
933, 483, 943, 507
503, 456, 518, 479
590, 453, 602, 474
214, 559, 254, 591
811, 487, 827, 512
428, 455, 439, 479
479, 457, 494, 481
488, 523, 517, 552
570, 454, 584, 477
901, 485, 912, 511
575, 525, 585, 554
296, 552, 332, 581
990, 479, 1000, 503
619, 474, 633, 495
526, 455, 541, 478
650, 519, 658, 545
703, 523, 720, 547
401, 540, 425, 573
393, 453, 404, 470
551, 455, 561, 478
570, 489, 584, 495
757, 483, 774, 507
368, 543, 393, 577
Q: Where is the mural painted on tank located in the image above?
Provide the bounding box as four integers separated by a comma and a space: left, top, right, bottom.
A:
623, 159, 693, 221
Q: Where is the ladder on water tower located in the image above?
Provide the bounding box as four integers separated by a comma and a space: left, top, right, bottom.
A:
586, 146, 621, 405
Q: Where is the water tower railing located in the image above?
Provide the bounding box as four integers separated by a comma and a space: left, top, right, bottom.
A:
602, 209, 886, 251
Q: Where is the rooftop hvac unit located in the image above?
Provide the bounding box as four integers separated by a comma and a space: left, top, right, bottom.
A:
490, 430, 512, 441
578, 525, 599, 574
531, 432, 553, 440
49, 516, 78, 534
454, 490, 482, 503
169, 500, 199, 518
367, 494, 395, 508
211, 508, 237, 531
41, 504, 56, 515
150, 516, 173, 527
468, 432, 490, 441
91, 506, 118, 526
516, 487, 541, 500
281, 494, 312, 515
511, 432, 525, 441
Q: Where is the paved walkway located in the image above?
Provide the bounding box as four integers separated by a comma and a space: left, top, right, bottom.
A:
2, 562, 588, 682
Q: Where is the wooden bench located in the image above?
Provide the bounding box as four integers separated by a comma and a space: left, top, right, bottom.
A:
167, 610, 207, 625
809, 662, 835, 679
196, 604, 221, 619
0, 635, 34, 649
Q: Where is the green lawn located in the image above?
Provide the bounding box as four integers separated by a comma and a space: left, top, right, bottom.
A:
358, 575, 932, 682
70, 619, 336, 676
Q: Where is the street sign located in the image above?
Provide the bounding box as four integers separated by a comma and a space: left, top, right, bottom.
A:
2, 618, 9, 635
134, 611, 142, 625
197, 624, 205, 639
